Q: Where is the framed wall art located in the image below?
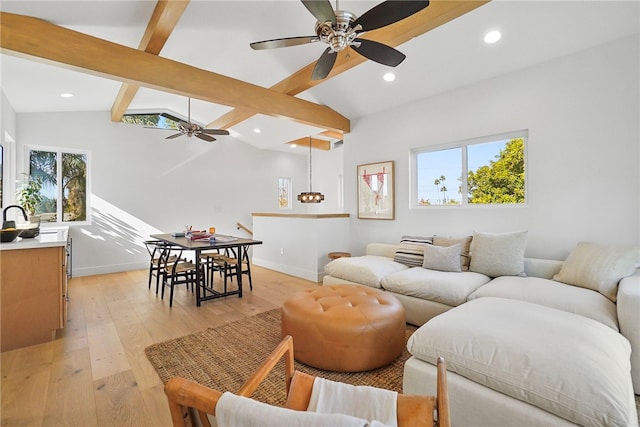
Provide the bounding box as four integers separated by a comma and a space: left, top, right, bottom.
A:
278, 177, 291, 209
357, 160, 395, 220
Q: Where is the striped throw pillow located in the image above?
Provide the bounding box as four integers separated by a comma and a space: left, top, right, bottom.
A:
393, 236, 433, 267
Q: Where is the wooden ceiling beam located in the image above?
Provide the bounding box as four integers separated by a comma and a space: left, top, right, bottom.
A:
111, 0, 190, 122
318, 129, 343, 140
208, 0, 490, 130
0, 12, 350, 133
286, 137, 332, 151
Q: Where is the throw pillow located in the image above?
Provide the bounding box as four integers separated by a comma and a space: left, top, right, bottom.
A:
433, 235, 472, 271
393, 235, 433, 267
469, 230, 528, 277
552, 242, 639, 302
422, 243, 462, 272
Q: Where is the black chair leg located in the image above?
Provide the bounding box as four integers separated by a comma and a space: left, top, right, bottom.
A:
169, 279, 175, 307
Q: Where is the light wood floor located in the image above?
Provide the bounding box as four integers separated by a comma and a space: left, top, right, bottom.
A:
1, 266, 318, 426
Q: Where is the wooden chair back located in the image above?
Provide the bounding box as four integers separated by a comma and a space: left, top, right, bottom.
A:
164, 335, 450, 427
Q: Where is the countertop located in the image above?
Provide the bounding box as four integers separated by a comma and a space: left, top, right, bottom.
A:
0, 226, 69, 251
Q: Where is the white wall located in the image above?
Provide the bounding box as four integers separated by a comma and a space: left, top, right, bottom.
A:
13, 111, 321, 276
252, 215, 349, 281
1, 90, 17, 206
304, 145, 345, 214
342, 35, 640, 260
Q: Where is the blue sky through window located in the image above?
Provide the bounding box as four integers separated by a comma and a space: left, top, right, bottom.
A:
417, 139, 508, 205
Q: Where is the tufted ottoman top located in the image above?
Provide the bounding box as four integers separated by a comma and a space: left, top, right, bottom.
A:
282, 284, 406, 372
286, 284, 403, 321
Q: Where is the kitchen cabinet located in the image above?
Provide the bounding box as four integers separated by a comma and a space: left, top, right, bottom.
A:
0, 228, 69, 352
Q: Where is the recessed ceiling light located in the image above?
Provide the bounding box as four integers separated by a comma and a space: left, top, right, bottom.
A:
383, 72, 396, 82
60, 93, 74, 98
290, 144, 297, 148
253, 128, 261, 134
484, 30, 501, 44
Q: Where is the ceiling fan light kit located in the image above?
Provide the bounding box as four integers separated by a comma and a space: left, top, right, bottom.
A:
250, 0, 430, 80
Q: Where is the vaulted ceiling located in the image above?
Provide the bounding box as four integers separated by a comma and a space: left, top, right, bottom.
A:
1, 1, 638, 151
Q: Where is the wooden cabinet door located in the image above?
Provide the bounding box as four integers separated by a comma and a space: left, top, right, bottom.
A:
1, 246, 64, 352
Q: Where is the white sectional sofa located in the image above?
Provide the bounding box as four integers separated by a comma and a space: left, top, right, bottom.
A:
323, 232, 639, 426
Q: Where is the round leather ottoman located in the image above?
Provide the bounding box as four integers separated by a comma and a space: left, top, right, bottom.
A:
281, 284, 406, 372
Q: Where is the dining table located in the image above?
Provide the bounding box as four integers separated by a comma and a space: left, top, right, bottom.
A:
150, 233, 263, 306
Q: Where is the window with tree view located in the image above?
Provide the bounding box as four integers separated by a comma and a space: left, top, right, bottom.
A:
24, 147, 89, 223
413, 131, 526, 207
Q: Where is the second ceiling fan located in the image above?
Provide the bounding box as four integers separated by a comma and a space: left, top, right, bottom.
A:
165, 98, 230, 142
250, 0, 430, 80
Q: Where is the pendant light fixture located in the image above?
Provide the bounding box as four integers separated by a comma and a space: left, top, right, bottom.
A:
297, 137, 325, 203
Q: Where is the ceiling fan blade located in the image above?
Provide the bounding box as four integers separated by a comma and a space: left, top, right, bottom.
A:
312, 47, 337, 80
250, 36, 319, 50
352, 39, 406, 67
201, 129, 230, 135
178, 121, 190, 130
353, 1, 430, 31
196, 133, 216, 142
301, 0, 335, 24
165, 132, 183, 139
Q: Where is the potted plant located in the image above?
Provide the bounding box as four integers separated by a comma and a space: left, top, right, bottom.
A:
16, 173, 43, 217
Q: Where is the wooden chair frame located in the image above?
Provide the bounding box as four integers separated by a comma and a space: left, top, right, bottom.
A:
213, 244, 253, 291
164, 335, 450, 427
158, 246, 203, 307
144, 240, 170, 291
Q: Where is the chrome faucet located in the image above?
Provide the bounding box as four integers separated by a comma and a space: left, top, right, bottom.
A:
2, 205, 28, 229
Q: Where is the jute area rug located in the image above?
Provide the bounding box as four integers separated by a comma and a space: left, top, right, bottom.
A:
145, 308, 415, 407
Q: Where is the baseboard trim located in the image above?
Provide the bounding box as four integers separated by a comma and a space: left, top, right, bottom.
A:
72, 261, 148, 277
252, 258, 322, 283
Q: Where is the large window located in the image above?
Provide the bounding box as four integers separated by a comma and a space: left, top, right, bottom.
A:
412, 130, 527, 207
23, 146, 90, 224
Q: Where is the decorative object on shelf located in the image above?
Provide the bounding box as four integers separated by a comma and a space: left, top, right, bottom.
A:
357, 160, 395, 220
298, 137, 325, 203
278, 177, 292, 209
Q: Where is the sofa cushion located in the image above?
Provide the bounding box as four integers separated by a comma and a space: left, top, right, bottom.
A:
381, 268, 491, 306
467, 276, 619, 331
324, 255, 408, 289
422, 243, 462, 273
407, 297, 636, 427
524, 257, 564, 279
552, 242, 639, 302
469, 230, 527, 277
393, 236, 433, 267
433, 235, 472, 271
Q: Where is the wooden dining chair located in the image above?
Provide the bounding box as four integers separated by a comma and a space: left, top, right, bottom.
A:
164, 335, 450, 427
199, 250, 225, 288
214, 244, 253, 291
160, 246, 204, 307
144, 240, 178, 292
